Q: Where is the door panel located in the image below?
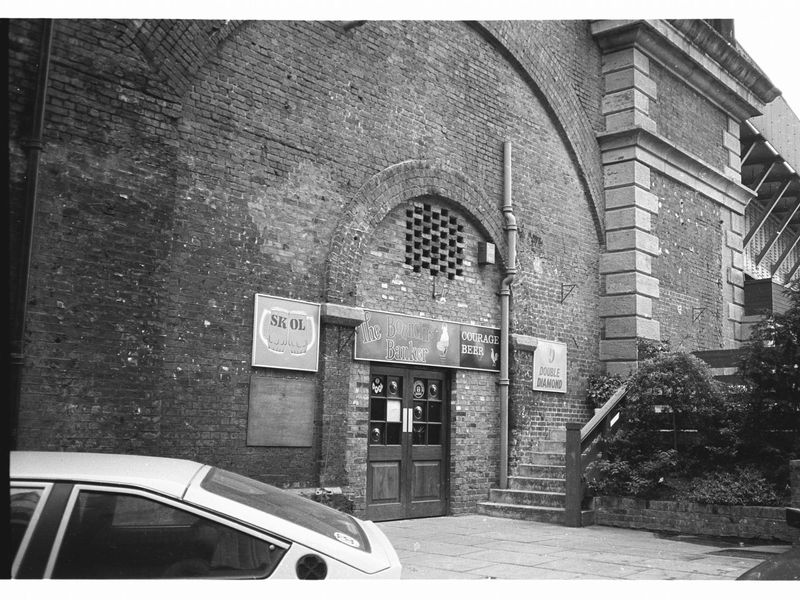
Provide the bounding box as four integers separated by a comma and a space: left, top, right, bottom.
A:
369, 462, 401, 502
412, 462, 441, 499
366, 366, 448, 521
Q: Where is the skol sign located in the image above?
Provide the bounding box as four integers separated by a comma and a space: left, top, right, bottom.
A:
252, 294, 320, 371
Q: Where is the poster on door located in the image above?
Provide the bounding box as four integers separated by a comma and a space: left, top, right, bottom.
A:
251, 294, 320, 371
532, 339, 567, 393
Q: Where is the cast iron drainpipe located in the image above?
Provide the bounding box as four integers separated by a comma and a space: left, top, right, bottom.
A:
11, 19, 54, 448
499, 141, 517, 488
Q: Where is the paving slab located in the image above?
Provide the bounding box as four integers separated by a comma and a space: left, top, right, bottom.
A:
377, 513, 784, 580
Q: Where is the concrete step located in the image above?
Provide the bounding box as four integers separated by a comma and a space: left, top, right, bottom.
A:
477, 502, 596, 526
525, 452, 565, 466
536, 440, 566, 453
489, 488, 565, 509
515, 463, 565, 478
477, 502, 566, 524
508, 476, 566, 493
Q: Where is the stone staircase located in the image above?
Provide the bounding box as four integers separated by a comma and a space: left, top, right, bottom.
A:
477, 429, 595, 525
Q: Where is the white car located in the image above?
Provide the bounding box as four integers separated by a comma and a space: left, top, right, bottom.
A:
10, 451, 401, 579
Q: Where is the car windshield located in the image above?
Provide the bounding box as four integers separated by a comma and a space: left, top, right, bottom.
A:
200, 467, 369, 553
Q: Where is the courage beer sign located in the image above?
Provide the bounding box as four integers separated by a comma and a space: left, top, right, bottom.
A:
354, 309, 500, 372
252, 294, 320, 371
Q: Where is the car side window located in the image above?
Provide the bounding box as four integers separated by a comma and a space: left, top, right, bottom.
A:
51, 489, 286, 579
10, 487, 45, 565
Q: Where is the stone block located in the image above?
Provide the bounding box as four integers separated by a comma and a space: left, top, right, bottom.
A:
730, 213, 745, 235
732, 249, 744, 269
604, 160, 650, 189
606, 272, 659, 298
723, 166, 742, 182
728, 302, 744, 322
728, 267, 744, 287
605, 206, 652, 231
606, 228, 659, 255
604, 67, 657, 99
726, 230, 743, 251
723, 130, 739, 153
605, 316, 660, 339
602, 47, 650, 74
728, 150, 741, 172
604, 109, 657, 134
598, 293, 652, 317
732, 284, 745, 305
728, 117, 740, 138
600, 338, 639, 361
605, 185, 659, 213
599, 249, 652, 274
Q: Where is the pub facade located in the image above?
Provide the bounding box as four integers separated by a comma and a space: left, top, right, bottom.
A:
9, 19, 798, 519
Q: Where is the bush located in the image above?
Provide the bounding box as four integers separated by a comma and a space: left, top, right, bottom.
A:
739, 281, 800, 412
620, 351, 725, 457
586, 373, 625, 409
683, 467, 780, 506
588, 450, 678, 498
637, 337, 671, 361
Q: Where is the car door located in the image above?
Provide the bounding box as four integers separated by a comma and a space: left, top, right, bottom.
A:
11, 481, 290, 579
45, 485, 290, 579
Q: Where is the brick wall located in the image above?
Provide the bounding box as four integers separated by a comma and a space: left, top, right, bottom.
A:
450, 370, 500, 513
11, 19, 606, 499
648, 61, 729, 170
595, 497, 800, 543
651, 174, 726, 351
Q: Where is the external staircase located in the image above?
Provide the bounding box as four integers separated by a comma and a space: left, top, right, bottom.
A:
476, 428, 595, 525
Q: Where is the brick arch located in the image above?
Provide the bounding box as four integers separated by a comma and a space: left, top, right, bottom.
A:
471, 21, 606, 244
324, 160, 507, 305
118, 19, 245, 102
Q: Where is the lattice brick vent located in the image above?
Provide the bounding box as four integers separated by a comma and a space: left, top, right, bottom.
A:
405, 202, 465, 279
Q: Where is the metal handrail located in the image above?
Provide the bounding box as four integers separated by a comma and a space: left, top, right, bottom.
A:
564, 382, 629, 527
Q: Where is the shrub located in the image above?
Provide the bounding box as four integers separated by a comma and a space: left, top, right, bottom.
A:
683, 467, 780, 506
739, 281, 800, 413
621, 351, 724, 456
637, 338, 671, 361
588, 450, 678, 498
586, 373, 625, 409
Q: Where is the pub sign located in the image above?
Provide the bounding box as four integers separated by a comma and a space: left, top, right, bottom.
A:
251, 294, 320, 371
533, 339, 567, 393
355, 309, 500, 372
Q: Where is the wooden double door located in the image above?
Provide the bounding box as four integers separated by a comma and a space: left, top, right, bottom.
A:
365, 366, 449, 521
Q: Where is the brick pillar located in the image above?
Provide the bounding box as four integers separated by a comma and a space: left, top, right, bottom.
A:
598, 48, 661, 376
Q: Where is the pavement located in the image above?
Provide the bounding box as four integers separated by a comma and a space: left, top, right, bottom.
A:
377, 514, 792, 580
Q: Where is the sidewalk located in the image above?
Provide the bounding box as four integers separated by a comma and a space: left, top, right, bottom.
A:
378, 514, 790, 580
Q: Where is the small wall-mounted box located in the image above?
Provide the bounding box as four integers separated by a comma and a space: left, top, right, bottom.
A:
477, 242, 495, 265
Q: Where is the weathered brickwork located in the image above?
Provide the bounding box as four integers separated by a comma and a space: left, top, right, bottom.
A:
651, 174, 726, 350
648, 61, 729, 170
596, 497, 799, 543
10, 19, 772, 518
509, 348, 594, 467
450, 370, 500, 513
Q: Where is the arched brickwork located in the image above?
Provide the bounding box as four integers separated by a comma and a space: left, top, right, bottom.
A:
119, 19, 244, 102
472, 21, 605, 244
324, 160, 506, 305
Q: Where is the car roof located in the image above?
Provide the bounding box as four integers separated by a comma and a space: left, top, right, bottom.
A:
10, 451, 205, 499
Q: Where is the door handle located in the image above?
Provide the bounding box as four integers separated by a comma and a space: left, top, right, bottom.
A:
402, 408, 413, 433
